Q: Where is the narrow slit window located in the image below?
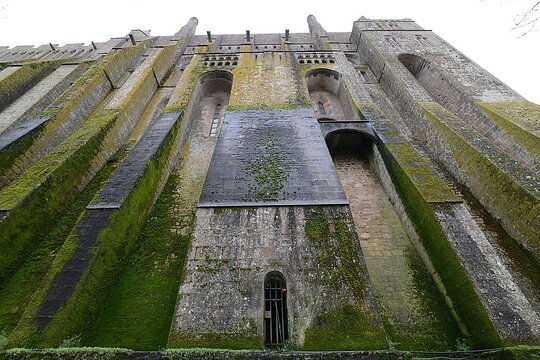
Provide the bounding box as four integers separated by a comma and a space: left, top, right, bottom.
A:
210, 104, 222, 137
318, 101, 327, 116
359, 70, 368, 82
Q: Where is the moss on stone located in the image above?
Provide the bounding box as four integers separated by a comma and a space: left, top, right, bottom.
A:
243, 131, 289, 202
167, 56, 206, 109
0, 38, 172, 286
504, 346, 540, 360
477, 101, 540, 164
0, 119, 48, 180
0, 61, 58, 110
302, 207, 387, 350
0, 147, 126, 337
167, 331, 263, 350
228, 51, 309, 109
421, 102, 540, 265
87, 171, 192, 350
108, 46, 175, 112
302, 305, 387, 350
377, 140, 502, 348
54, 63, 105, 106
387, 143, 460, 203
306, 212, 366, 296
304, 215, 328, 241
49, 125, 178, 347
0, 56, 122, 184
0, 109, 119, 209
381, 247, 465, 351
0, 43, 155, 206
163, 105, 184, 114
363, 107, 460, 203
0, 109, 121, 285
227, 102, 308, 111
9, 113, 183, 348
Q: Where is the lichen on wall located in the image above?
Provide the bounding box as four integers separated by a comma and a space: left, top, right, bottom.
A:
169, 205, 385, 350
420, 102, 540, 264
228, 49, 309, 109
477, 101, 540, 164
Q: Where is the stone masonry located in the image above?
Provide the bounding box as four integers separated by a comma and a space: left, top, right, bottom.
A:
0, 15, 538, 353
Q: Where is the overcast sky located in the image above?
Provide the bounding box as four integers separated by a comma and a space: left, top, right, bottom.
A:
0, 0, 539, 103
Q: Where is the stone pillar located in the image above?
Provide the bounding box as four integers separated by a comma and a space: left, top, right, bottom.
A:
175, 17, 198, 38
307, 15, 331, 50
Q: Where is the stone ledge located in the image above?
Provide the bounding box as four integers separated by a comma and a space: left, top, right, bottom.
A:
1, 346, 539, 359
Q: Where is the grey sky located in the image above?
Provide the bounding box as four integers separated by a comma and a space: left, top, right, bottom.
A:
0, 0, 538, 103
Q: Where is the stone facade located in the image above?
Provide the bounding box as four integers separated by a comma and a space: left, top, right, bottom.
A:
0, 15, 538, 353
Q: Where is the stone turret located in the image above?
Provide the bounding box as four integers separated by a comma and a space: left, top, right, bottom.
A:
307, 15, 331, 50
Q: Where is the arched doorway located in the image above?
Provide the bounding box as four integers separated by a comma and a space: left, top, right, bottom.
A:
264, 271, 288, 347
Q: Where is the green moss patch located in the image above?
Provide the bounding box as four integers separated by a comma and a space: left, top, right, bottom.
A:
456, 181, 540, 304
0, 109, 119, 210
477, 101, 540, 164
302, 207, 387, 350
87, 172, 191, 350
0, 148, 126, 338
244, 132, 289, 202
0, 62, 58, 110
0, 109, 120, 285
421, 102, 540, 264
227, 102, 309, 111
167, 59, 206, 109
303, 305, 387, 351
0, 117, 50, 182
9, 113, 182, 348
384, 142, 459, 203
0, 43, 151, 184
228, 51, 309, 109
378, 140, 502, 348
380, 247, 464, 351
362, 105, 459, 204
168, 332, 263, 350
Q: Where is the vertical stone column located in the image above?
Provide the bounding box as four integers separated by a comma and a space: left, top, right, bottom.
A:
307, 15, 331, 51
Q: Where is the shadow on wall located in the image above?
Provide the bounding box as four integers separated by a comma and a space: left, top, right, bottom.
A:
398, 53, 496, 135
305, 68, 362, 121
184, 70, 233, 137
325, 130, 373, 159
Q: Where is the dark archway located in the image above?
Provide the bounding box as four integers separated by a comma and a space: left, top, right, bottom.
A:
264, 271, 288, 348
398, 53, 431, 79
325, 130, 374, 160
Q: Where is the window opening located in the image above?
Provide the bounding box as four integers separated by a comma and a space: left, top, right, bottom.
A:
359, 70, 368, 82
210, 103, 222, 137
318, 101, 327, 116
264, 275, 288, 347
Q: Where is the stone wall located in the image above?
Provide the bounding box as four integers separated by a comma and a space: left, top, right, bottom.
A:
170, 205, 385, 349
0, 15, 537, 352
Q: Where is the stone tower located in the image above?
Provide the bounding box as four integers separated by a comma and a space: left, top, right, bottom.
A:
0, 15, 538, 353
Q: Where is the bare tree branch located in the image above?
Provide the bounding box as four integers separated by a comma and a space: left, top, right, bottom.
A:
513, 1, 540, 36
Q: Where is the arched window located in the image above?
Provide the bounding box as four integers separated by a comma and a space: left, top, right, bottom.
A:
264, 272, 288, 347
318, 101, 327, 116
305, 68, 360, 120
209, 103, 222, 137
